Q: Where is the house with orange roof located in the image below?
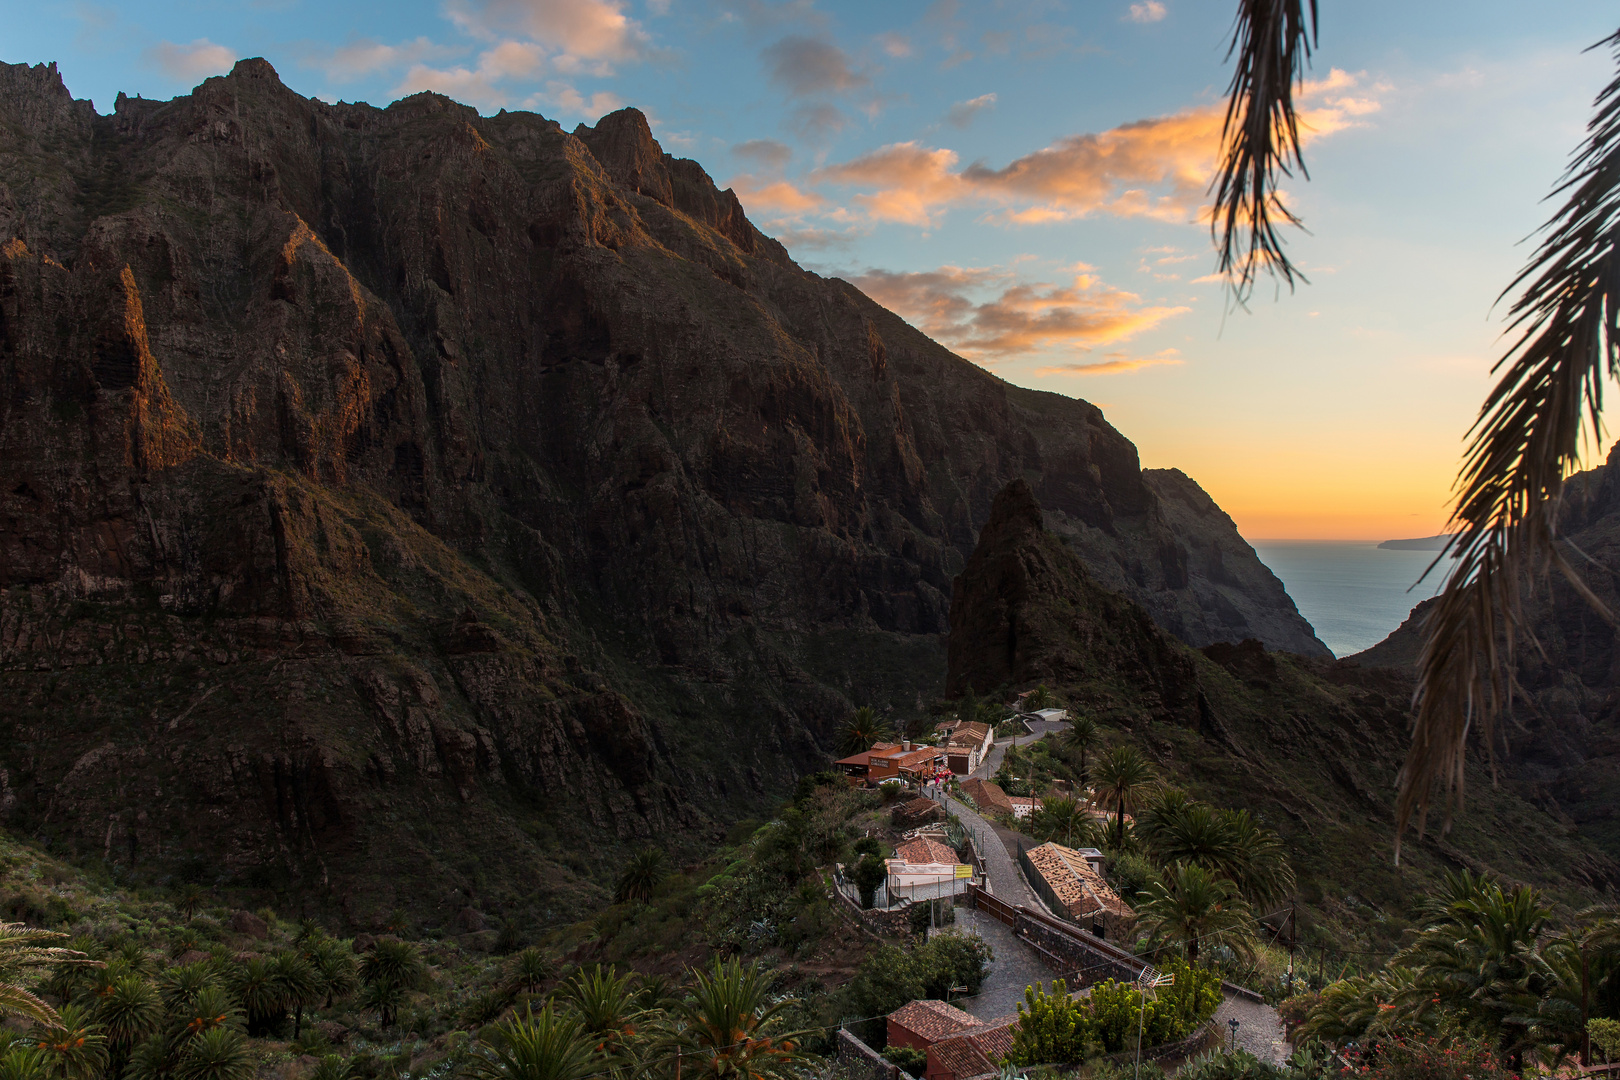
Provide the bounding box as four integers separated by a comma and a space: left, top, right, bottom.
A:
1021, 841, 1136, 941
924, 1015, 1018, 1080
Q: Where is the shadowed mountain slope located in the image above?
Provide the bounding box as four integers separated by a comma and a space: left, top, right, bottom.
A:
0, 58, 1320, 921
949, 478, 1616, 947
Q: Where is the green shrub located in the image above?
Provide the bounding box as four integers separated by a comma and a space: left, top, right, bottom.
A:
882, 1045, 928, 1074
852, 855, 886, 910
1012, 960, 1220, 1065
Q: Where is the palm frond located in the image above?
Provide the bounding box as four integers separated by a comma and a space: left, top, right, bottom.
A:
1209, 0, 1319, 302
1400, 27, 1620, 852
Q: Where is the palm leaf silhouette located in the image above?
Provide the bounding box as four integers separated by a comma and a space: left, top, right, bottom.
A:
1401, 28, 1620, 850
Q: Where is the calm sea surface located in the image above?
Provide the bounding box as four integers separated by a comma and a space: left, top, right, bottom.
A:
1249, 541, 1445, 659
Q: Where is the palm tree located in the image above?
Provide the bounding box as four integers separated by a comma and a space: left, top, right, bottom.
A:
1089, 745, 1157, 846
614, 848, 668, 905
95, 974, 163, 1069
1029, 796, 1098, 848
0, 923, 97, 1027
1061, 716, 1099, 779
174, 885, 208, 922
307, 939, 358, 1008
178, 985, 243, 1035
359, 938, 423, 993
361, 980, 408, 1029
504, 947, 553, 998
0, 1044, 52, 1080
270, 951, 322, 1040
1024, 685, 1054, 711
228, 957, 283, 1035
467, 1004, 598, 1080
1225, 808, 1296, 907
174, 1026, 255, 1080
839, 706, 893, 755
1137, 862, 1257, 966
663, 957, 814, 1079
30, 1002, 108, 1080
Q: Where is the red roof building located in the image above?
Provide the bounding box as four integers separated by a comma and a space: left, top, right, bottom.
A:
925, 1016, 1017, 1080
886, 999, 978, 1052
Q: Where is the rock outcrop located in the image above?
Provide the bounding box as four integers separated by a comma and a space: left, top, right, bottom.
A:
0, 58, 1322, 919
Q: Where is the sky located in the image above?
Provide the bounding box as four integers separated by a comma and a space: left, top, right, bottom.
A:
5, 1, 1617, 540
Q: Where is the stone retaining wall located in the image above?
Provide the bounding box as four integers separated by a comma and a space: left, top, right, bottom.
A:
836, 1028, 915, 1080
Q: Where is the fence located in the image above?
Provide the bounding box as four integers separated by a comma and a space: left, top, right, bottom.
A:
835, 1028, 916, 1080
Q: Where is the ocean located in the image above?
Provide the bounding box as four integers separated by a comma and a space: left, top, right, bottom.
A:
1249, 541, 1446, 659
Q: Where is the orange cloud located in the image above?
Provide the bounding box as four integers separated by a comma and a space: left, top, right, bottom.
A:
730, 175, 826, 215
851, 265, 1188, 362
806, 71, 1383, 228
1036, 348, 1183, 376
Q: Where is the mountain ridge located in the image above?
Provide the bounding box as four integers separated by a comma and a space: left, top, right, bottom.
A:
0, 56, 1321, 918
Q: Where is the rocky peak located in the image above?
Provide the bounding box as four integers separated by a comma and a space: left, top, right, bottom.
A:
574, 107, 674, 207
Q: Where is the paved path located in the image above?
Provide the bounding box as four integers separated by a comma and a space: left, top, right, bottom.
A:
941, 792, 1038, 907
942, 905, 1056, 1021
1213, 995, 1289, 1064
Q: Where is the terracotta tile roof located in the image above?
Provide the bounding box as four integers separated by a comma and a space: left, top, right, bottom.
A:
1024, 842, 1134, 919
1007, 796, 1039, 809
944, 722, 992, 747
894, 837, 959, 866
960, 778, 1014, 815
927, 1017, 1016, 1080
834, 751, 873, 767
888, 999, 978, 1044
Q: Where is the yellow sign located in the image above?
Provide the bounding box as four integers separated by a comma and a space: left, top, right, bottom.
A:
955, 865, 973, 879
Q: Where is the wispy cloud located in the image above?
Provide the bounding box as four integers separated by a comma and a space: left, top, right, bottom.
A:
1036, 348, 1183, 376
945, 92, 997, 129
730, 175, 825, 214
733, 138, 793, 170
850, 264, 1189, 362
146, 39, 235, 82
1127, 2, 1167, 24
301, 37, 453, 83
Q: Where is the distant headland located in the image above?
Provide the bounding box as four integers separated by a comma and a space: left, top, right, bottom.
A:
1378, 534, 1454, 550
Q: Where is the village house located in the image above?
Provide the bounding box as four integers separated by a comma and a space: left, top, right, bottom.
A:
926, 1016, 1018, 1080
1020, 841, 1136, 940
886, 998, 978, 1052
885, 1002, 1017, 1080
1007, 795, 1040, 819
834, 741, 943, 785
960, 777, 1015, 818
885, 837, 972, 904
937, 720, 995, 774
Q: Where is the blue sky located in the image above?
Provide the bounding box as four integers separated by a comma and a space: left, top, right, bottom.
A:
5, 0, 1616, 538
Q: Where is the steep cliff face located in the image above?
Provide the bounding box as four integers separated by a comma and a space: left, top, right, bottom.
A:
948, 479, 1616, 944
0, 58, 1321, 917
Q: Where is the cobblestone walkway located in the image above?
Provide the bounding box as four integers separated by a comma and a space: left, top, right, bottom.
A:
942, 906, 1056, 1021
941, 793, 1037, 906
1212, 995, 1289, 1064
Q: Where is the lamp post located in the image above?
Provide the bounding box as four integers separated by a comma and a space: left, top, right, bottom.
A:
1228, 1018, 1240, 1051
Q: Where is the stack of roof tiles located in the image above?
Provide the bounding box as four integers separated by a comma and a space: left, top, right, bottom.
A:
960, 777, 1014, 817
892, 796, 945, 828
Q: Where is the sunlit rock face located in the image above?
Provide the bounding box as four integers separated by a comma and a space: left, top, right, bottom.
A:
0, 58, 1322, 917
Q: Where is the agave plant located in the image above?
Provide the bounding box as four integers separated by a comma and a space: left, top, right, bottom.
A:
558, 964, 643, 1069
